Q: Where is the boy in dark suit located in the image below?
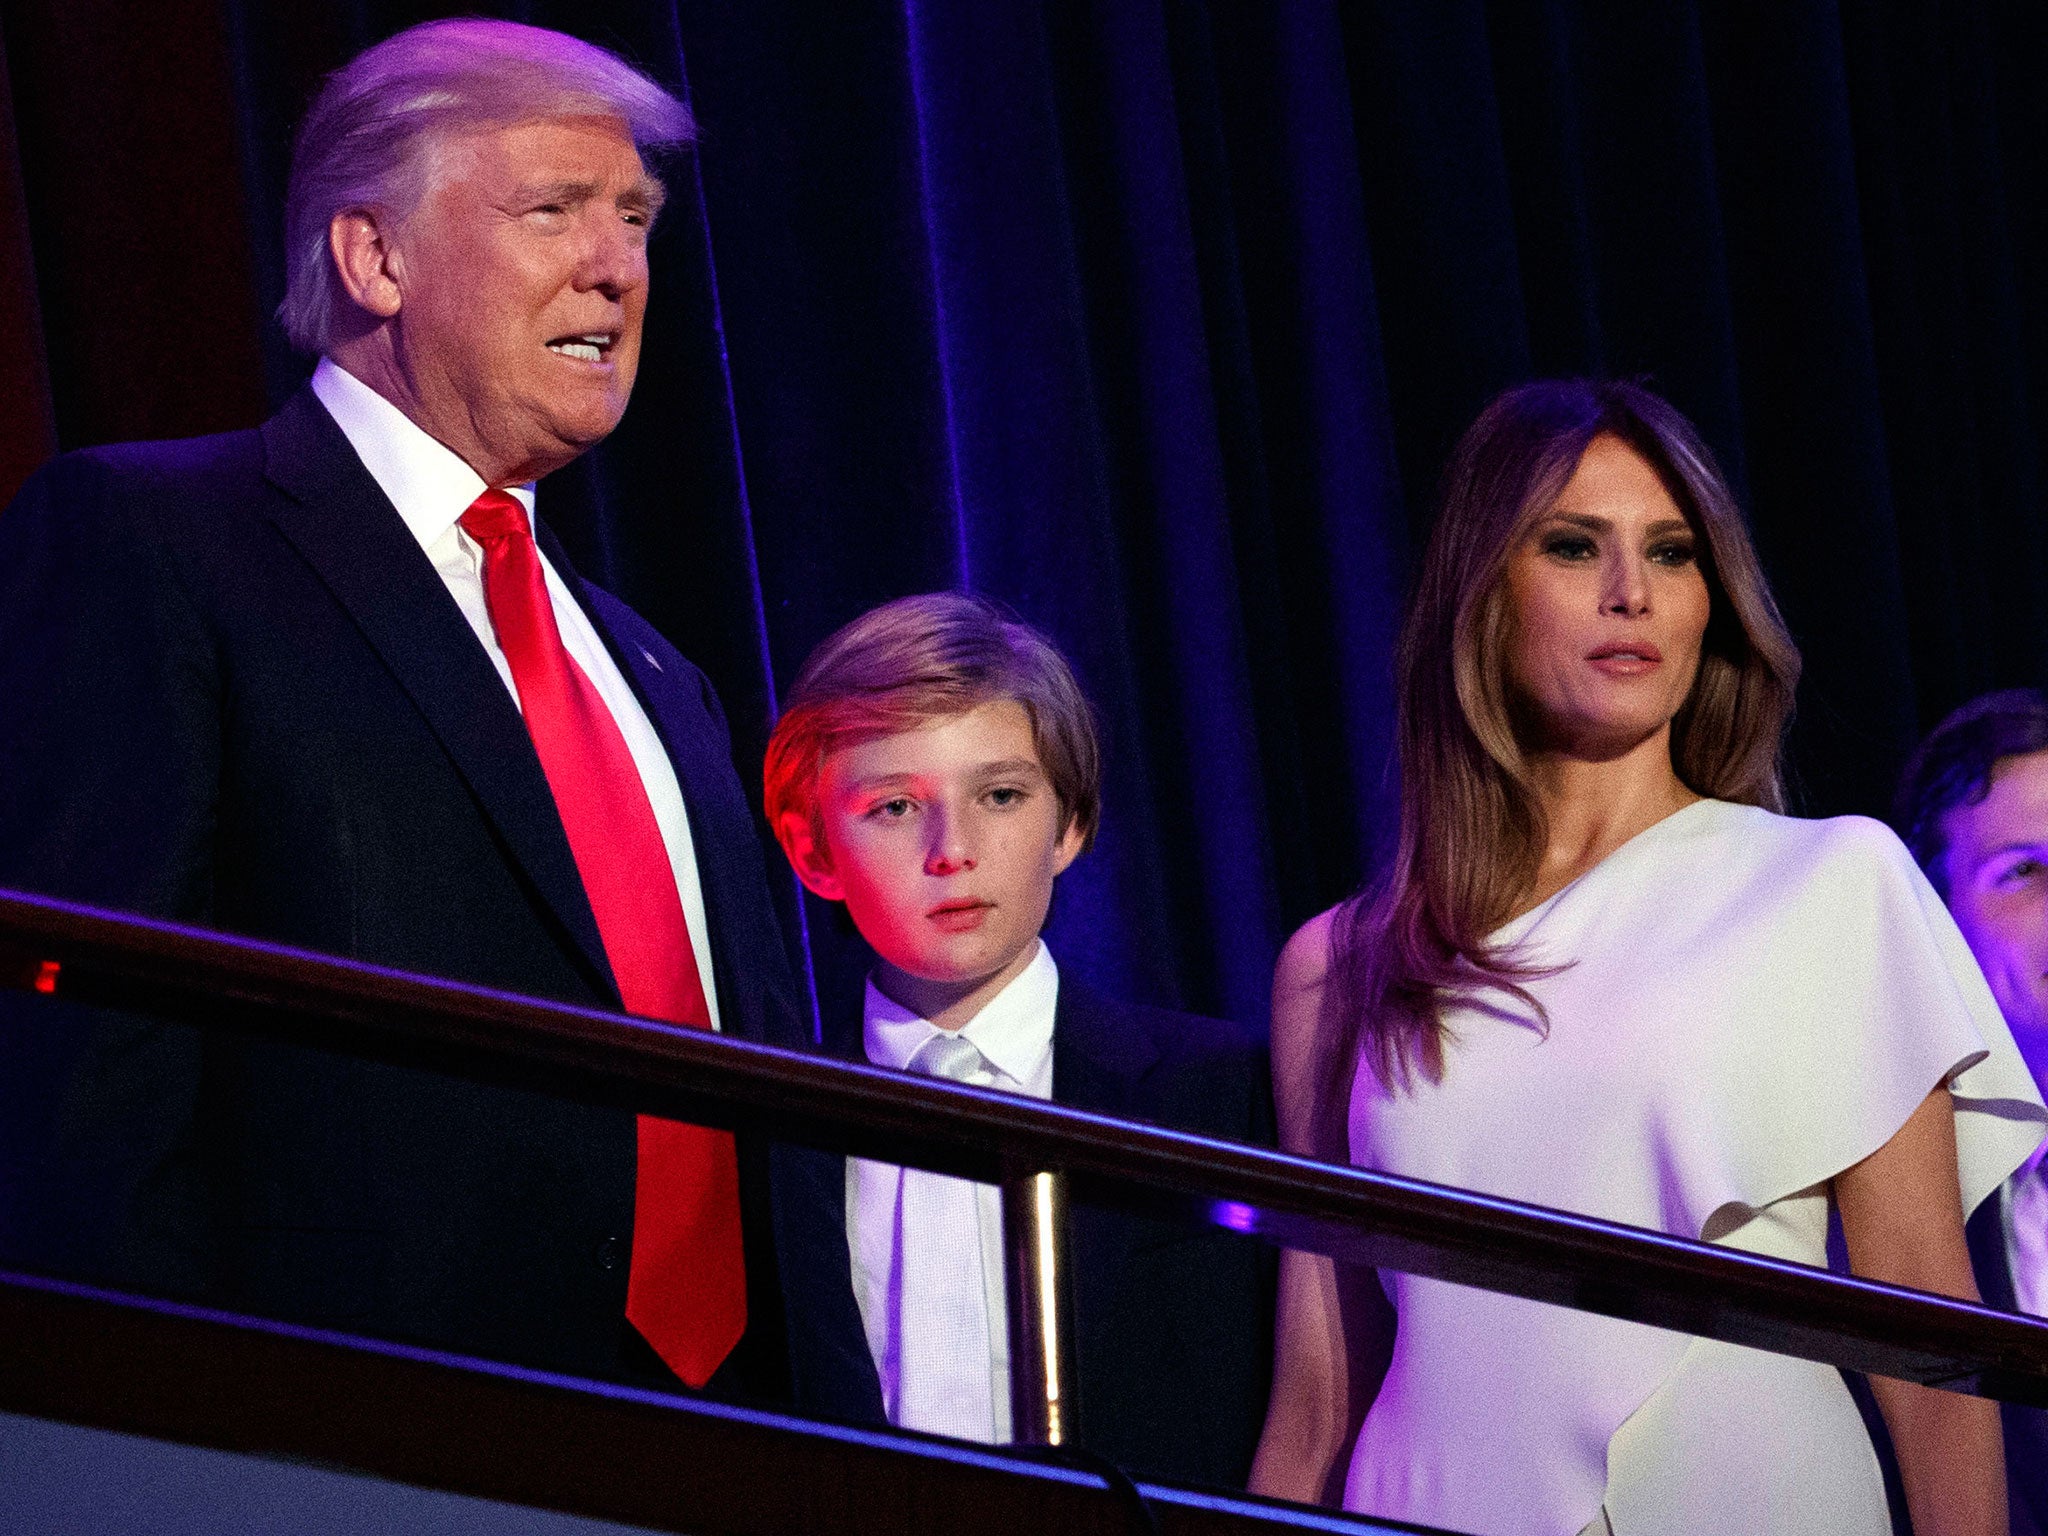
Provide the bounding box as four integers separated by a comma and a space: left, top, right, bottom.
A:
764, 591, 1274, 1488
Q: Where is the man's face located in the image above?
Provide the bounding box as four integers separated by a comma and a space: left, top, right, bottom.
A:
791, 701, 1084, 1014
1942, 747, 2048, 1065
387, 114, 659, 483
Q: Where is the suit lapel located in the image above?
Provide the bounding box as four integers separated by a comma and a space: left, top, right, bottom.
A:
258, 389, 615, 1000
1051, 979, 1161, 1116
1050, 978, 1173, 1451
537, 527, 724, 886
1967, 1190, 2048, 1532
1968, 1196, 2017, 1311
538, 525, 779, 1045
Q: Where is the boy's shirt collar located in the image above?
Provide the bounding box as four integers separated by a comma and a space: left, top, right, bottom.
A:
863, 941, 1059, 1089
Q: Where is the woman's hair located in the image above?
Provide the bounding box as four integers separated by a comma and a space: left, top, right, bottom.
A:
764, 591, 1102, 851
280, 18, 693, 354
1326, 378, 1800, 1097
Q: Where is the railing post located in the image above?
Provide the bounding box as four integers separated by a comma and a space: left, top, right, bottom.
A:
1000, 1167, 1077, 1447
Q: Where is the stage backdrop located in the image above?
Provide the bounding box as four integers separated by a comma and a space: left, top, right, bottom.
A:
4, 0, 2046, 1031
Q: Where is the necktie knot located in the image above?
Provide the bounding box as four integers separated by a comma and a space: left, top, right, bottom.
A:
910, 1031, 993, 1085
459, 489, 529, 545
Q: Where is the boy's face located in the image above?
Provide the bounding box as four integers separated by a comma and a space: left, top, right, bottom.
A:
782, 700, 1084, 1019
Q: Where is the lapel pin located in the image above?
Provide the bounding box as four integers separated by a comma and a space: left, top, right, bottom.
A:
641, 648, 662, 671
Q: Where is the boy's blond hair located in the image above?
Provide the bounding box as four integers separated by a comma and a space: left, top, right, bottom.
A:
764, 592, 1101, 851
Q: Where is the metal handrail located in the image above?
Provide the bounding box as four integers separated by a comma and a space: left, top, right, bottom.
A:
2, 1266, 1422, 1536
4, 883, 2048, 1431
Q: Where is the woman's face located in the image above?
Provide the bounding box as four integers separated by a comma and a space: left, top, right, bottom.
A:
1504, 434, 1712, 760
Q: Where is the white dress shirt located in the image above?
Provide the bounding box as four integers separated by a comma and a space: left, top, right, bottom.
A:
2005, 1144, 2048, 1316
309, 358, 720, 1027
846, 943, 1058, 1442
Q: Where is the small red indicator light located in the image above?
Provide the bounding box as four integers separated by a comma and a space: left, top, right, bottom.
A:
33, 961, 59, 994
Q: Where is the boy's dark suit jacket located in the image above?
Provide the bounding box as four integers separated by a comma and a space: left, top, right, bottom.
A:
0, 388, 872, 1417
827, 974, 1277, 1487
1968, 1197, 2048, 1536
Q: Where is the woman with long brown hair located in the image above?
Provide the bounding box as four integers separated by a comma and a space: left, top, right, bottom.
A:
1249, 380, 2045, 1535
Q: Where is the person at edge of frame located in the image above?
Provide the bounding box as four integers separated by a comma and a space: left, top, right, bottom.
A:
1897, 688, 2048, 1536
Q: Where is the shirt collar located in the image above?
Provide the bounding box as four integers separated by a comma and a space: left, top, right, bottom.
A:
863, 942, 1059, 1085
310, 357, 535, 555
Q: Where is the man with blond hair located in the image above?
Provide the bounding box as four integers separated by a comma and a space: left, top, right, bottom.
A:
0, 19, 870, 1416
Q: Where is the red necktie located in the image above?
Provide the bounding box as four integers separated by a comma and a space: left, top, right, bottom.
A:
459, 490, 745, 1388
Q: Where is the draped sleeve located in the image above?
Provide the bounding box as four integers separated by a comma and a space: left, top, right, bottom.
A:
1661, 811, 2043, 1244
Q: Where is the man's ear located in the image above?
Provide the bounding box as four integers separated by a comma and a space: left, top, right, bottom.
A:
1050, 816, 1087, 878
776, 811, 845, 901
328, 208, 405, 321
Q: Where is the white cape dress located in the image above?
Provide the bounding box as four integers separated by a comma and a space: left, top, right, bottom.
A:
1344, 800, 2048, 1536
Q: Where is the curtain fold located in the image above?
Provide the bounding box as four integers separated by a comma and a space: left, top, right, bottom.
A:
3, 0, 2044, 1029
0, 15, 55, 497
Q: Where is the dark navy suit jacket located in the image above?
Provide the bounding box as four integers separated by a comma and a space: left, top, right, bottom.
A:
1968, 1197, 2048, 1536
827, 972, 1276, 1487
0, 388, 872, 1416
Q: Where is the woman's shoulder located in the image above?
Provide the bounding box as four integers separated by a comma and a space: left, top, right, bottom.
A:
1271, 906, 1343, 1070
1690, 800, 1921, 888
1269, 904, 1353, 1153
1658, 803, 1952, 967
1275, 906, 1341, 1001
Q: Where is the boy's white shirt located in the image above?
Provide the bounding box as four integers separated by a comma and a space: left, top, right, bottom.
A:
846, 941, 1058, 1443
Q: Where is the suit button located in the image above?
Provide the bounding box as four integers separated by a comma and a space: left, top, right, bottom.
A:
594, 1237, 624, 1271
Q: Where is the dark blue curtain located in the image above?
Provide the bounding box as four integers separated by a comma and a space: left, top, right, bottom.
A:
5, 0, 2047, 1032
